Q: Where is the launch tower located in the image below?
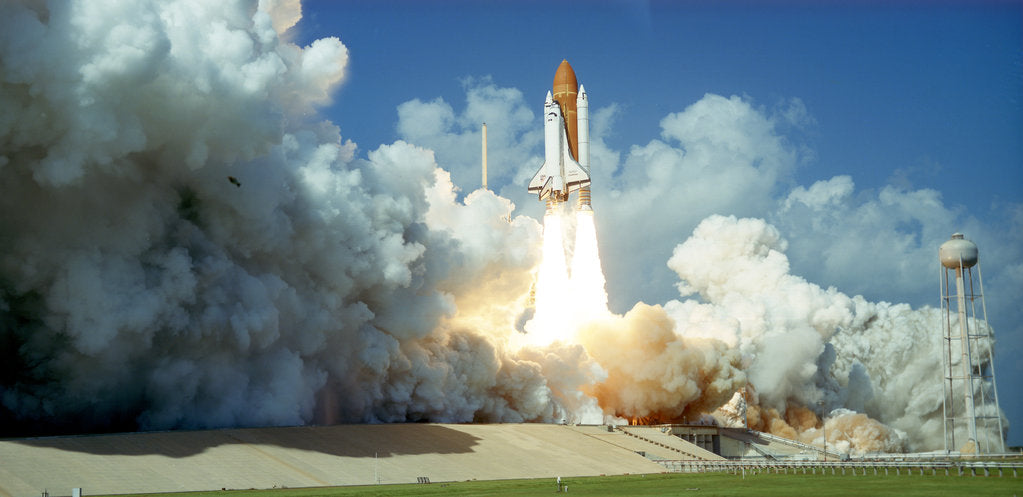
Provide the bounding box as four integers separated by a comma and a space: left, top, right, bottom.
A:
938, 233, 1005, 454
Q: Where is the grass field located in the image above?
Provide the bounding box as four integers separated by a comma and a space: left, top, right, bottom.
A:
105, 472, 1022, 497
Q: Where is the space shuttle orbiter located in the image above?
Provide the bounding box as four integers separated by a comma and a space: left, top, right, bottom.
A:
527, 91, 590, 204
527, 60, 591, 211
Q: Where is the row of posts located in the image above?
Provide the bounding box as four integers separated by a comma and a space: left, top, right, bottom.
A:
42, 489, 82, 497
660, 461, 1019, 478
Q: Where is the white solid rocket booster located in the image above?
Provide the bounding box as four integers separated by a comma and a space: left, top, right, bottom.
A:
576, 85, 591, 211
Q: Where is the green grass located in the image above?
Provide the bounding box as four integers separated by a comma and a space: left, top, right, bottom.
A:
104, 471, 1022, 497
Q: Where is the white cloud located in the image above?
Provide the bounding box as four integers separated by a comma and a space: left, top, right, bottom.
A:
783, 175, 854, 211
595, 94, 801, 310
396, 79, 542, 207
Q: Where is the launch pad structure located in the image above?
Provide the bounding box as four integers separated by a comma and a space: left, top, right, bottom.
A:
0, 422, 853, 496
3, 422, 1018, 495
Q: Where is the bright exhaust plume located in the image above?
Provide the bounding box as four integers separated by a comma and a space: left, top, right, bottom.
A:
523, 212, 573, 347
570, 210, 609, 321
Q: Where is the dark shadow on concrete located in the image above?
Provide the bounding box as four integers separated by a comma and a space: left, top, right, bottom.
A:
7, 423, 481, 458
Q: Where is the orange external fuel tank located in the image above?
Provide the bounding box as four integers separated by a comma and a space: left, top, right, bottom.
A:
552, 59, 579, 161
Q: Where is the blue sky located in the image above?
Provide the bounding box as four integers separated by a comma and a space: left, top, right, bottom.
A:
299, 0, 1021, 208
295, 1, 1022, 446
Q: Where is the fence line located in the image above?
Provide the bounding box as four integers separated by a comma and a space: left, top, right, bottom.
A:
657, 459, 1022, 478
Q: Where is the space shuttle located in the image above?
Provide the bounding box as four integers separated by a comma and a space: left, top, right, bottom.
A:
528, 60, 591, 211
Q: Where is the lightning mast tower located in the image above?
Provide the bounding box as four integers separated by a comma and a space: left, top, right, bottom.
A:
481, 123, 488, 191
938, 233, 1005, 454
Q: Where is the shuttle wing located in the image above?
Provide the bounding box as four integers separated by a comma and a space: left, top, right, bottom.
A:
561, 136, 590, 192
538, 175, 554, 200
528, 163, 550, 197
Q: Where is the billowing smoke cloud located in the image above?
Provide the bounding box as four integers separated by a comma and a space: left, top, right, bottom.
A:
0, 0, 572, 434
0, 0, 742, 437
665, 215, 1005, 451
578, 303, 745, 423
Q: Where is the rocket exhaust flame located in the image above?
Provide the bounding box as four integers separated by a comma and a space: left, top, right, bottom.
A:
522, 209, 608, 347
523, 213, 573, 347
570, 210, 608, 320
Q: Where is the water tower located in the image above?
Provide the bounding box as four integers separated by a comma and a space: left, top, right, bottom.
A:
938, 233, 1005, 454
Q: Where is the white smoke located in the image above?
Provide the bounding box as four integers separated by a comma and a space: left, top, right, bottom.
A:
0, 0, 570, 433
664, 214, 1008, 451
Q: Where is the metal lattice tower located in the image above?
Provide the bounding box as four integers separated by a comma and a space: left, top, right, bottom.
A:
938, 233, 1005, 454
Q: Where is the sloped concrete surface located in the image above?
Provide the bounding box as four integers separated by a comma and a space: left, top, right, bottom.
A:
0, 424, 667, 496
566, 425, 691, 460
617, 427, 725, 460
